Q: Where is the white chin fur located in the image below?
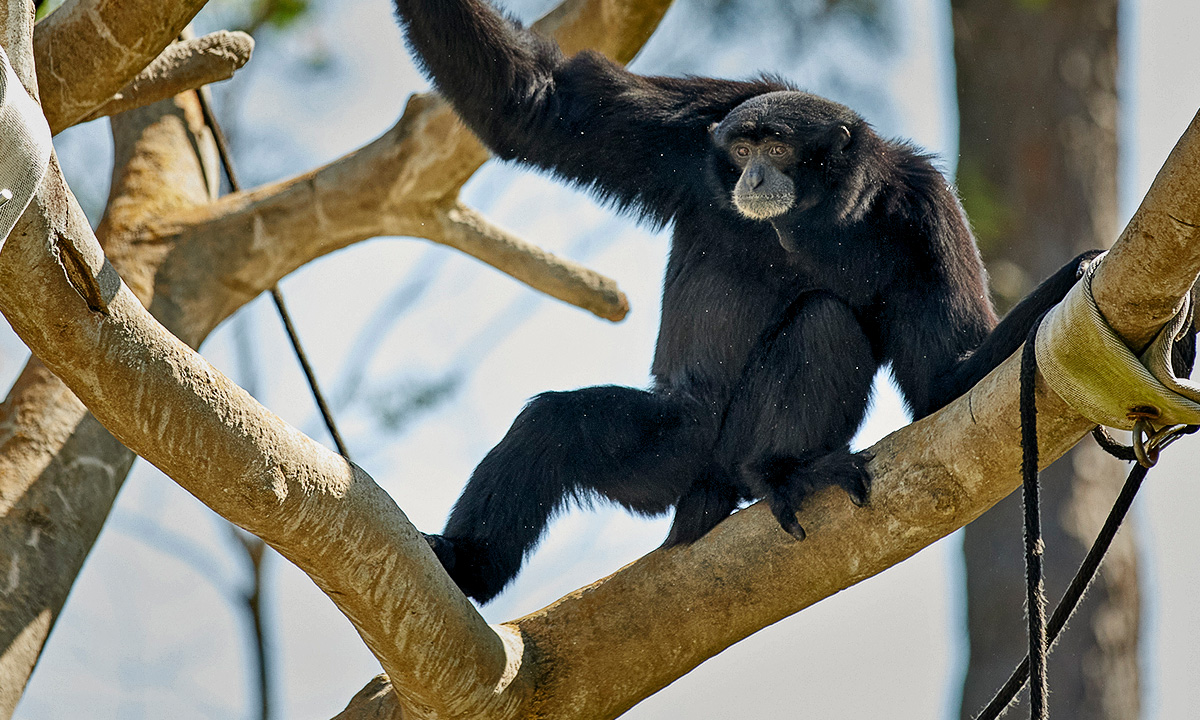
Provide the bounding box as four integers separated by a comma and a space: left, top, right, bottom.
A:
733, 194, 793, 220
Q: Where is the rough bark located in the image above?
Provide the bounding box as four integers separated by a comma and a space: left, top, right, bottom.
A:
951, 2, 1139, 717
77, 31, 256, 125
0, 79, 222, 720
0, 0, 666, 712
33, 0, 211, 133
149, 0, 664, 325
5, 4, 1200, 710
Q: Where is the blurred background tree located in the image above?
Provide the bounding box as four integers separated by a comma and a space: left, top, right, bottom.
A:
953, 2, 1139, 717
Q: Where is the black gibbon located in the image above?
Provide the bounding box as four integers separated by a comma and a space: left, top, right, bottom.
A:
393, 0, 1105, 602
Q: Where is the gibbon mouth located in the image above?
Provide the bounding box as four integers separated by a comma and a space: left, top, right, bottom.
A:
733, 192, 795, 220
734, 191, 821, 220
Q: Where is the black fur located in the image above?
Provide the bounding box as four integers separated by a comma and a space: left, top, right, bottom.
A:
393, 0, 1112, 603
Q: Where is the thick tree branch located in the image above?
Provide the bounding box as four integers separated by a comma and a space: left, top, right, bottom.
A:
1095, 117, 1200, 348
333, 676, 404, 720
0, 0, 669, 713
76, 31, 255, 125
0, 359, 135, 717
33, 0, 209, 133
0, 161, 532, 719
6, 105, 1197, 717
155, 0, 678, 324
502, 111, 1200, 719
146, 92, 629, 330
0, 124, 520, 720
0, 16, 225, 707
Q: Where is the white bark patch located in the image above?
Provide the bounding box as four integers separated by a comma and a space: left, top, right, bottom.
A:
68, 455, 116, 481
491, 624, 525, 695
155, 403, 171, 439
25, 527, 40, 549
84, 6, 131, 56
270, 465, 288, 503
4, 554, 18, 595
52, 487, 73, 515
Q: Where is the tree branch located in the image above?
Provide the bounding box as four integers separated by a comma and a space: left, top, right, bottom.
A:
7, 106, 1197, 718
34, 0, 209, 133
430, 202, 630, 321
0, 0, 670, 713
1094, 115, 1200, 348
0, 158, 533, 717
332, 676, 404, 720
76, 31, 255, 125
0, 13, 228, 706
145, 93, 629, 328
153, 0, 680, 324
502, 111, 1200, 718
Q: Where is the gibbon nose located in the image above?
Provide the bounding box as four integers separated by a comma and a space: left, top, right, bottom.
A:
746, 166, 764, 190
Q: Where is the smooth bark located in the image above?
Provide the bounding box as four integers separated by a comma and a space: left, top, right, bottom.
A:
33, 0, 211, 132
0, 0, 666, 712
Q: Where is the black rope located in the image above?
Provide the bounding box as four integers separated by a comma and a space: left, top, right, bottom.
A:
1018, 316, 1049, 720
1090, 427, 1137, 462
194, 88, 351, 459
975, 459, 1148, 719
976, 330, 1193, 719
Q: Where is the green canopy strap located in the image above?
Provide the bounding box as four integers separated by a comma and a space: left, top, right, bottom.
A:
0, 44, 52, 248
1035, 253, 1200, 431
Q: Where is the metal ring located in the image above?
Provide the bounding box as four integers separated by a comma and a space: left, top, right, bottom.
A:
1147, 424, 1192, 457
1132, 420, 1191, 468
1132, 419, 1157, 468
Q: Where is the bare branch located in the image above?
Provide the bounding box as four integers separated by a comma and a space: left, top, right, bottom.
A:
534, 0, 673, 58
5, 94, 1199, 719
0, 41, 220, 713
332, 676, 404, 720
430, 202, 629, 321
33, 0, 209, 133
0, 358, 135, 718
17, 2, 1197, 720
158, 0, 678, 323
1095, 111, 1200, 348
77, 31, 255, 125
0, 0, 667, 712
148, 94, 628, 328
1, 152, 533, 717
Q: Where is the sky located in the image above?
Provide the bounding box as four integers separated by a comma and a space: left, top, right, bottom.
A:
7, 0, 1200, 718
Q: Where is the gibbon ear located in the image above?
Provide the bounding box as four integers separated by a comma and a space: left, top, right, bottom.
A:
832, 124, 852, 152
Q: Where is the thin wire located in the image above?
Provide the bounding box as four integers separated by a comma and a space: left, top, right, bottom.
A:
194, 87, 351, 459
1019, 316, 1049, 720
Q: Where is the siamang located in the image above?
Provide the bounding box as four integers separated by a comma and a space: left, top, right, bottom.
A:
393, 0, 1100, 603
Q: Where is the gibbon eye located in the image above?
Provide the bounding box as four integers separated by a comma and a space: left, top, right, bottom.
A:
734, 144, 751, 158
768, 144, 789, 157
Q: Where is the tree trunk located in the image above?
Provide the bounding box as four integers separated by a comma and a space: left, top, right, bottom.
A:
952, 1, 1139, 717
